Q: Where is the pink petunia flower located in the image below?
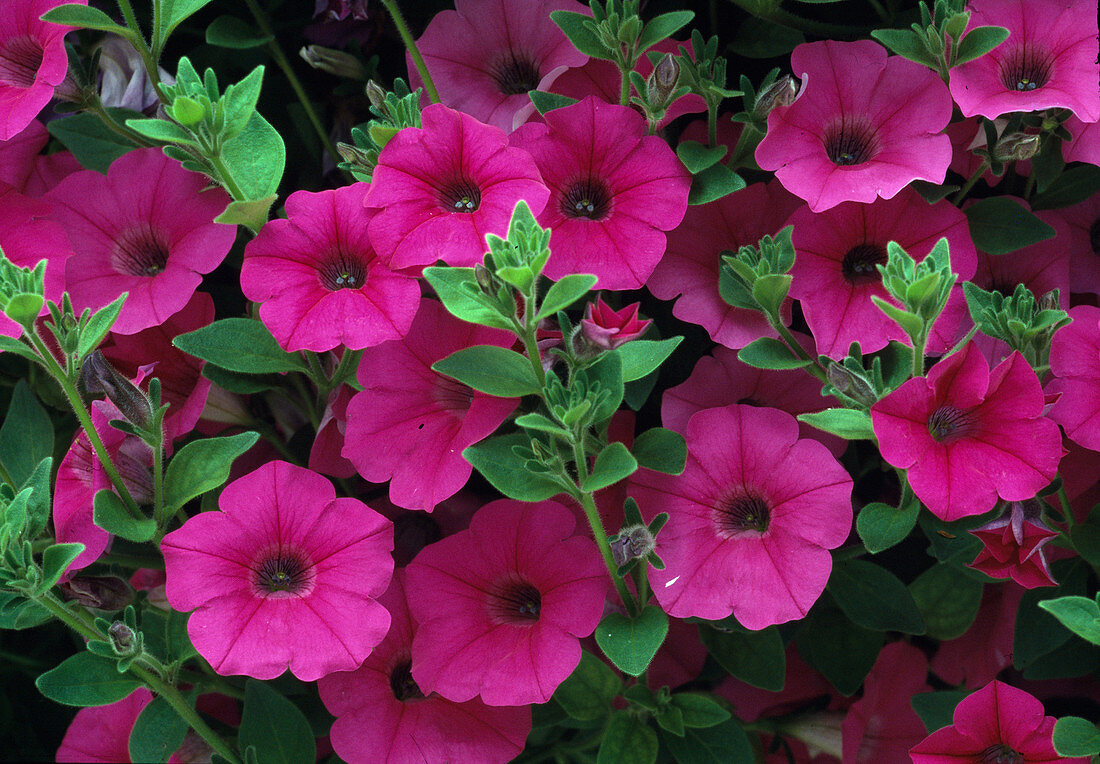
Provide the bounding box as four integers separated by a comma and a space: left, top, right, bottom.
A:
969, 499, 1059, 588
648, 181, 801, 349
242, 183, 421, 352
161, 460, 393, 681
309, 384, 357, 479
0, 118, 81, 196
410, 0, 589, 132
630, 404, 853, 629
1055, 194, 1100, 299
788, 188, 976, 359
755, 40, 953, 213
319, 570, 530, 764
46, 148, 235, 335
909, 680, 1088, 763
405, 499, 606, 706
842, 641, 931, 764
948, 0, 1100, 122
871, 343, 1063, 521
579, 296, 651, 350
1062, 115, 1100, 167
1047, 305, 1100, 452
510, 96, 690, 290
0, 0, 84, 140
364, 104, 549, 272
342, 298, 520, 512
931, 581, 1024, 688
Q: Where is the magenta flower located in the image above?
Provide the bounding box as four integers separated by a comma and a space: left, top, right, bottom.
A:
0, 0, 83, 140
755, 40, 953, 213
1056, 194, 1100, 299
788, 188, 976, 359
648, 181, 801, 349
406, 499, 606, 706
842, 641, 931, 763
1048, 305, 1100, 452
910, 680, 1086, 763
969, 499, 1059, 588
342, 299, 520, 512
46, 148, 235, 335
580, 297, 651, 350
242, 183, 420, 352
56, 688, 152, 763
319, 571, 530, 764
162, 460, 393, 681
631, 404, 853, 629
308, 384, 357, 479
365, 104, 549, 272
510, 96, 690, 290
1063, 115, 1100, 167
949, 0, 1100, 122
931, 582, 1023, 688
411, 0, 588, 132
872, 343, 1063, 521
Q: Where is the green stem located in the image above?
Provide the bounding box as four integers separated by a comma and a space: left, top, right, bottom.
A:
941, 322, 980, 361
87, 99, 157, 147
379, 0, 440, 104
207, 153, 248, 203
1057, 484, 1075, 530
519, 310, 548, 390
952, 159, 990, 206
619, 65, 632, 108
152, 443, 166, 536
707, 100, 719, 149
179, 669, 246, 700
911, 331, 928, 377
768, 314, 829, 385
865, 0, 889, 21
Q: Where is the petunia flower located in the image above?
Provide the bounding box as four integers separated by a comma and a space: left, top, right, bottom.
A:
242, 183, 421, 352
909, 680, 1088, 763
969, 498, 1059, 588
0, 120, 80, 196
1062, 115, 1100, 168
842, 641, 931, 763
755, 40, 953, 213
931, 581, 1024, 688
405, 499, 606, 706
410, 0, 589, 132
364, 104, 549, 272
1055, 193, 1100, 299
510, 96, 690, 290
342, 298, 520, 512
319, 570, 530, 764
871, 343, 1063, 521
630, 404, 853, 629
161, 460, 393, 681
948, 0, 1100, 123
1047, 305, 1100, 452
579, 296, 651, 350
46, 148, 235, 335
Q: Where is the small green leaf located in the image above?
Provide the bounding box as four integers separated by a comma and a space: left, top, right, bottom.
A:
0, 335, 39, 362
871, 296, 924, 338
595, 606, 669, 676
553, 650, 621, 721
214, 196, 278, 234
585, 352, 624, 424
93, 490, 155, 543
464, 434, 565, 502
173, 318, 305, 374
688, 162, 746, 205
661, 717, 754, 763
669, 693, 731, 729
1031, 164, 1100, 211
796, 597, 883, 696
537, 274, 597, 320
550, 10, 611, 58
751, 274, 791, 317
205, 15, 273, 48
162, 432, 260, 514
78, 293, 128, 360
857, 501, 920, 554
0, 380, 54, 487
36, 653, 141, 707
582, 442, 638, 492
39, 543, 85, 593
699, 623, 786, 691
48, 109, 143, 174
638, 10, 694, 51
19, 457, 53, 541
598, 710, 658, 764
239, 680, 316, 764
737, 337, 809, 370
1053, 716, 1100, 757
423, 267, 514, 330
156, 0, 215, 51
870, 29, 937, 68
41, 4, 130, 34
130, 695, 190, 763
0, 593, 51, 630
528, 90, 579, 116
201, 363, 278, 394
631, 427, 686, 475
828, 559, 926, 634
952, 26, 1009, 65
125, 118, 198, 145
221, 66, 266, 140
798, 408, 875, 440
965, 197, 1056, 255
1037, 596, 1100, 645
515, 413, 572, 439
219, 112, 285, 201
909, 563, 983, 640
676, 140, 728, 173
432, 346, 540, 398
911, 690, 969, 733
617, 337, 681, 383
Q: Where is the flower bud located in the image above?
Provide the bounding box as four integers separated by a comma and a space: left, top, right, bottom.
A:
610, 525, 656, 567
299, 45, 367, 80
0, 256, 46, 332
993, 132, 1041, 162
81, 351, 154, 431
826, 362, 878, 407
365, 80, 388, 115
60, 575, 134, 611
754, 75, 799, 118
646, 53, 680, 108
336, 141, 374, 171
107, 621, 137, 654
579, 298, 652, 351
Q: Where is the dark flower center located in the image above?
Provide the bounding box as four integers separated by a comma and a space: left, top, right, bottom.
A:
979, 744, 1023, 764
715, 492, 771, 536
318, 252, 367, 291
111, 224, 170, 277
0, 35, 44, 88
1089, 217, 1099, 256
389, 660, 425, 702
489, 579, 542, 624
491, 53, 541, 95
841, 243, 888, 284
927, 405, 975, 443
432, 374, 475, 414
561, 178, 612, 220
254, 552, 312, 595
999, 45, 1053, 92
438, 178, 481, 213
823, 118, 878, 166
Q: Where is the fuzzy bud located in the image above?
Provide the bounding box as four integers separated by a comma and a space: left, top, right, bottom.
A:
993, 132, 1042, 162
81, 351, 154, 431
365, 80, 388, 115
646, 53, 680, 107
826, 363, 878, 407
610, 525, 656, 567
107, 621, 137, 654
754, 75, 798, 118
299, 45, 367, 80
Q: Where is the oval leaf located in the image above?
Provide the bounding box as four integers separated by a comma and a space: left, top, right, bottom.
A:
173, 318, 304, 374
618, 337, 682, 382
965, 197, 1056, 255
130, 695, 190, 763
93, 490, 155, 543
595, 606, 669, 677
582, 442, 638, 492
36, 653, 141, 707
537, 274, 597, 320
162, 432, 260, 514
432, 346, 540, 398
239, 680, 316, 764
828, 559, 926, 634
737, 337, 809, 370
463, 434, 565, 502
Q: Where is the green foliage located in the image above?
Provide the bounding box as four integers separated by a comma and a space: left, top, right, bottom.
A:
911, 689, 969, 733
1037, 595, 1100, 646
36, 653, 141, 707
595, 606, 669, 676
856, 500, 920, 554
464, 434, 569, 502
93, 490, 155, 543
162, 432, 260, 515
828, 559, 926, 634
0, 381, 53, 489
537, 275, 597, 320
130, 695, 190, 763
661, 717, 754, 763
41, 4, 131, 34
964, 197, 1056, 254
798, 408, 875, 440
553, 650, 621, 721
239, 680, 317, 764
1053, 717, 1100, 757
48, 109, 143, 174
631, 428, 687, 475
174, 318, 306, 374
909, 563, 983, 640
599, 710, 658, 764
528, 91, 579, 116
424, 267, 515, 330
206, 15, 273, 48
617, 337, 681, 382
736, 337, 808, 370
581, 442, 637, 492
432, 346, 541, 398
796, 597, 883, 696
699, 622, 785, 691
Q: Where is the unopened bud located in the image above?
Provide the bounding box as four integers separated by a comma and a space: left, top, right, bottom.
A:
1037, 289, 1060, 312
365, 80, 388, 115
610, 525, 656, 567
60, 576, 134, 611
81, 351, 154, 431
994, 132, 1041, 162
299, 45, 367, 80
0, 256, 46, 331
107, 621, 136, 653
943, 11, 970, 39
473, 263, 496, 294
336, 141, 373, 169
646, 53, 680, 107
754, 75, 798, 118
826, 363, 877, 407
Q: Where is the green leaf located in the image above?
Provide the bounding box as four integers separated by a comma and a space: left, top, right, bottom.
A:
0, 380, 53, 487
1069, 508, 1100, 566
617, 337, 681, 383
1053, 716, 1100, 757
1022, 636, 1100, 680
965, 197, 1056, 255
871, 297, 924, 338
699, 623, 785, 691
201, 363, 278, 394
676, 141, 727, 173
1037, 596, 1100, 645
464, 434, 565, 502
796, 597, 883, 696
857, 501, 920, 554
585, 352, 624, 424
918, 510, 987, 563
515, 413, 572, 439
537, 274, 597, 320
595, 606, 669, 676
130, 695, 190, 763
688, 162, 746, 205
173, 318, 305, 374
631, 428, 686, 475
1031, 164, 1100, 211
598, 710, 658, 764
751, 274, 791, 317
953, 26, 1009, 65
870, 29, 937, 68
48, 110, 142, 174
219, 112, 285, 201
0, 593, 51, 630
165, 609, 197, 663
162, 432, 260, 514
78, 293, 128, 360
528, 90, 579, 116
661, 717, 755, 764
239, 680, 316, 764
797, 408, 875, 440
553, 650, 621, 721
19, 457, 53, 540
638, 10, 694, 51
93, 490, 155, 543
0, 335, 38, 362
582, 442, 637, 492
156, 0, 215, 51
909, 563, 983, 640
728, 16, 804, 58
432, 346, 540, 398
214, 196, 278, 234
41, 4, 130, 34
206, 15, 273, 48
550, 10, 611, 58
911, 690, 969, 733
1014, 559, 1089, 669
670, 693, 730, 729
36, 653, 141, 707
39, 543, 85, 593
221, 66, 266, 141
828, 559, 926, 634
737, 337, 809, 370
423, 267, 514, 330
124, 118, 198, 145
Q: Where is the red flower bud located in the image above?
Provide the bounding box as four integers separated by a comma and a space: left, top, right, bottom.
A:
579, 298, 652, 351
